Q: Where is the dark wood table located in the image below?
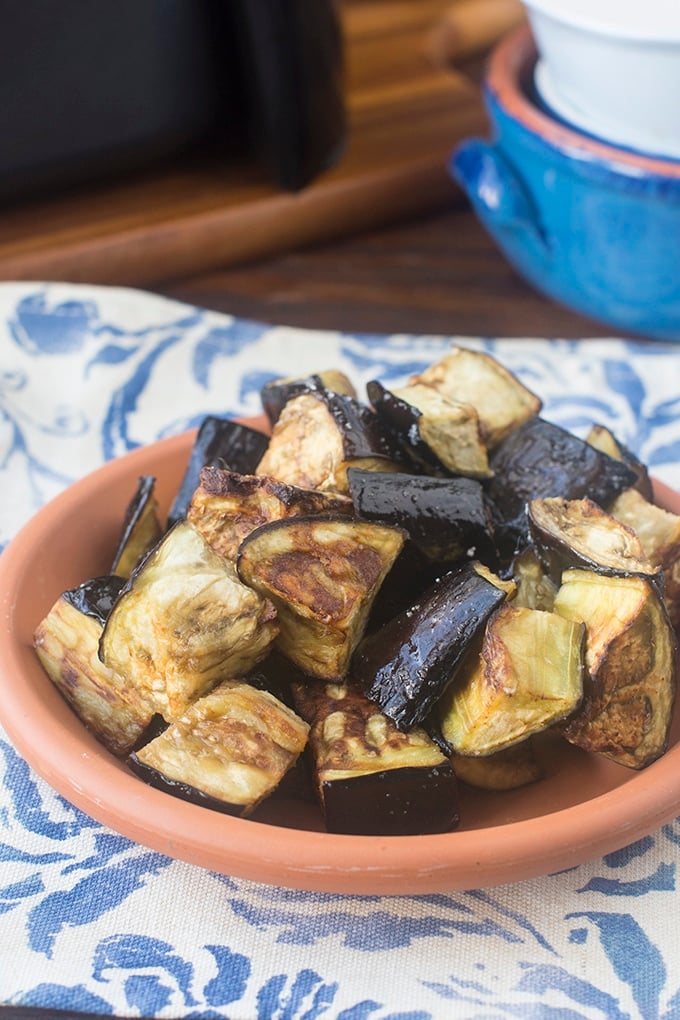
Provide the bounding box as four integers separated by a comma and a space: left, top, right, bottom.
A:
159, 203, 637, 341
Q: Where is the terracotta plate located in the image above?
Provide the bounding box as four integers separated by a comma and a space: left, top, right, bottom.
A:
1, 425, 680, 895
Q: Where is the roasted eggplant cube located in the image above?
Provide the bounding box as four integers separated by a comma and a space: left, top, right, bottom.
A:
256, 391, 402, 494
111, 475, 163, 578
167, 417, 270, 528
237, 514, 406, 681
353, 561, 515, 730
389, 380, 493, 478
129, 679, 309, 816
188, 466, 352, 563
554, 569, 677, 769
34, 585, 155, 757
347, 466, 497, 567
586, 424, 653, 501
100, 520, 279, 721
610, 487, 680, 629
367, 379, 491, 478
291, 680, 459, 835
485, 417, 638, 564
261, 369, 357, 425
413, 345, 542, 448
438, 603, 585, 756
527, 497, 659, 584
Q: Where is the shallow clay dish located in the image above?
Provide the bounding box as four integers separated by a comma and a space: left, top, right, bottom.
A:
1, 423, 680, 895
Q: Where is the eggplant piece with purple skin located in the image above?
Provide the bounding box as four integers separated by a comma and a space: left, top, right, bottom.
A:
366, 379, 491, 478
111, 475, 163, 578
527, 497, 660, 585
34, 575, 155, 757
485, 417, 638, 565
128, 678, 310, 816
62, 574, 128, 627
347, 466, 497, 568
586, 424, 653, 501
167, 417, 270, 528
187, 465, 352, 563
256, 390, 404, 494
353, 561, 514, 730
291, 678, 460, 835
260, 369, 356, 425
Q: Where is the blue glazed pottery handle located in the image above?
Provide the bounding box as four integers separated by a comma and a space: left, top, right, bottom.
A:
451, 139, 549, 258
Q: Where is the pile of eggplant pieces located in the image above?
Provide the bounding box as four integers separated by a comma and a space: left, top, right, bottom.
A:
34, 347, 680, 837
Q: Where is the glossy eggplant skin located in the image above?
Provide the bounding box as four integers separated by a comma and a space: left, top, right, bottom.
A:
167, 416, 269, 527
62, 575, 127, 628
586, 424, 653, 501
485, 417, 638, 565
352, 562, 512, 730
261, 370, 356, 425
366, 379, 448, 474
318, 390, 403, 463
111, 475, 163, 578
347, 467, 497, 568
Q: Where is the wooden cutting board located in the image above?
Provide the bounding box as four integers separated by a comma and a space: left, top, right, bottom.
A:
0, 0, 524, 287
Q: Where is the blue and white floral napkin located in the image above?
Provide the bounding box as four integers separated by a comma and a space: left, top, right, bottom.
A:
2, 282, 680, 1019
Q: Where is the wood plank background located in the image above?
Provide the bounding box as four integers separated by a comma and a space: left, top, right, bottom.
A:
0, 0, 525, 287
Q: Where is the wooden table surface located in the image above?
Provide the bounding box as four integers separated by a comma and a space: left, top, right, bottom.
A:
159, 202, 638, 341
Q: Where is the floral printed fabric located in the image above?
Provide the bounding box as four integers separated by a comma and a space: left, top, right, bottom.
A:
2, 282, 680, 1020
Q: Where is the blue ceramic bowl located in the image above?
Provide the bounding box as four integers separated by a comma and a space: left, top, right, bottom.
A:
451, 26, 680, 340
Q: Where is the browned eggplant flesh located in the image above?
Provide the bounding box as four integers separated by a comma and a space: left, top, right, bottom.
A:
553, 569, 677, 769
437, 603, 585, 756
32, 343, 680, 836
99, 520, 279, 722
237, 514, 406, 680
34, 580, 156, 756
129, 679, 309, 816
256, 390, 403, 494
291, 678, 459, 835
367, 378, 492, 478
527, 496, 660, 583
188, 465, 352, 563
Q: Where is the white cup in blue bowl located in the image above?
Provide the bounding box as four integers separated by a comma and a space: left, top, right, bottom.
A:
451, 26, 680, 341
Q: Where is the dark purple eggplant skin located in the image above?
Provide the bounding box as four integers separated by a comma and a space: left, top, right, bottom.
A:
347, 466, 497, 568
127, 755, 246, 817
485, 417, 638, 565
321, 764, 460, 836
62, 575, 128, 628
261, 375, 335, 425
111, 474, 156, 563
315, 389, 406, 464
167, 416, 269, 527
353, 562, 508, 729
366, 379, 446, 473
